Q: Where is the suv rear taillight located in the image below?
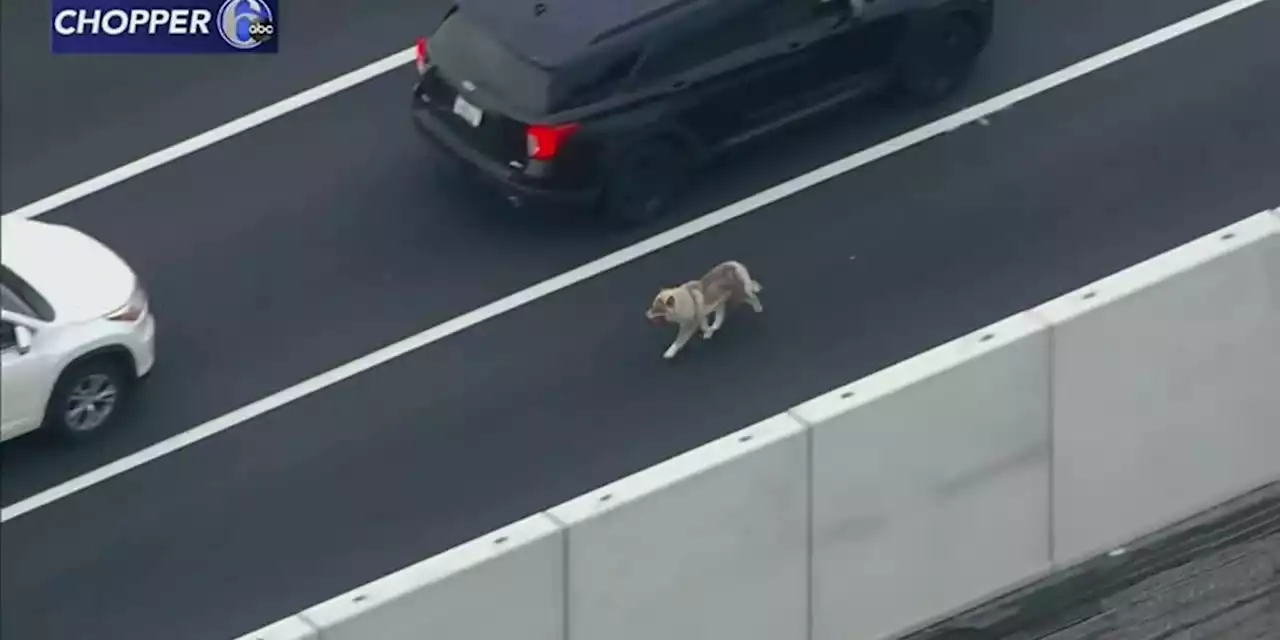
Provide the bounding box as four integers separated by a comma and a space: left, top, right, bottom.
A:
526, 123, 579, 160
414, 37, 428, 74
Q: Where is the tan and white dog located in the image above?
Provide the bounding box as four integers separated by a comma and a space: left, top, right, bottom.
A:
645, 260, 764, 359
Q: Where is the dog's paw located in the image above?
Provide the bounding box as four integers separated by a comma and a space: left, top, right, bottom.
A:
701, 330, 714, 340
663, 350, 676, 360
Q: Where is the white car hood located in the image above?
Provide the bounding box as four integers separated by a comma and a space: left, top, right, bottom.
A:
1, 218, 136, 323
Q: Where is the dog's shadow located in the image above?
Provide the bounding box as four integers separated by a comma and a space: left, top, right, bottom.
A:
653, 311, 768, 362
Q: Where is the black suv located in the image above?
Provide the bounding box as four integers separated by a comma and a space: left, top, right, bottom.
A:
411, 0, 993, 223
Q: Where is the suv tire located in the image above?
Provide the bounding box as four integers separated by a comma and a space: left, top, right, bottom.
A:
599, 137, 690, 226
893, 12, 982, 104
44, 356, 130, 441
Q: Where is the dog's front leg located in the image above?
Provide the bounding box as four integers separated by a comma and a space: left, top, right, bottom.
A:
700, 308, 716, 339
664, 322, 697, 360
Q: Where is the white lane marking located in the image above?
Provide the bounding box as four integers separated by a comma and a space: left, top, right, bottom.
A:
1, 0, 1267, 523
0, 48, 417, 221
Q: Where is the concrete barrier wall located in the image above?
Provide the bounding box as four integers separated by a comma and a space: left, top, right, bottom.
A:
547, 413, 809, 640
1036, 211, 1280, 566
792, 312, 1053, 640
234, 616, 317, 640
235, 206, 1280, 640
296, 513, 565, 640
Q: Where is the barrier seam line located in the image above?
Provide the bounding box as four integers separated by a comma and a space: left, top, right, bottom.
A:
1044, 315, 1058, 566
563, 517, 571, 640
804, 423, 816, 640
545, 512, 571, 640
296, 611, 322, 636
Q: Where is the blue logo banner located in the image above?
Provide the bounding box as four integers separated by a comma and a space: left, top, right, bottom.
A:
50, 0, 277, 54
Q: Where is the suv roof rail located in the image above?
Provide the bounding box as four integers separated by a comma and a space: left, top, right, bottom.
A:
588, 0, 703, 45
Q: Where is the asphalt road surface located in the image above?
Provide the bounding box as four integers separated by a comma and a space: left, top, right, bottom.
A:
0, 0, 454, 212
2, 0, 1278, 639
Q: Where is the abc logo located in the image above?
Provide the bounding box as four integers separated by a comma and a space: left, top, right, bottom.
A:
217, 0, 275, 50
246, 16, 274, 41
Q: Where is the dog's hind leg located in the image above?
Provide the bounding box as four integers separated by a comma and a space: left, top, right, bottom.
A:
700, 303, 722, 339
743, 279, 764, 312
731, 262, 764, 312
709, 301, 728, 332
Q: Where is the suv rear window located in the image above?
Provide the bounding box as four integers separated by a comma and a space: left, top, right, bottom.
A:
632, 7, 771, 84
430, 11, 554, 115
559, 51, 640, 109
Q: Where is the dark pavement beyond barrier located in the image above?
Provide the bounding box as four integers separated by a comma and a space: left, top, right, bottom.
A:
909, 481, 1280, 640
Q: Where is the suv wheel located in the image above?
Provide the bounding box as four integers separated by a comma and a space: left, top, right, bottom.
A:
894, 12, 982, 104
599, 138, 689, 226
45, 357, 129, 441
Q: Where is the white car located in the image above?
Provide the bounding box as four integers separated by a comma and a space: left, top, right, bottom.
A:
1, 217, 156, 443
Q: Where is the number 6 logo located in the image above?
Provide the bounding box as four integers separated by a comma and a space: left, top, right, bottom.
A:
217, 0, 275, 50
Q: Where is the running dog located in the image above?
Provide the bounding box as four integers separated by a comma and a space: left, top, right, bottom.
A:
645, 260, 764, 360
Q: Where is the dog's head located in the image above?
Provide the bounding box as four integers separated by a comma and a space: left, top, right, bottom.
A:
646, 288, 683, 324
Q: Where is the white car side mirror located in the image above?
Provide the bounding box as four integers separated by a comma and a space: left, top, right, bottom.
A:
13, 325, 34, 354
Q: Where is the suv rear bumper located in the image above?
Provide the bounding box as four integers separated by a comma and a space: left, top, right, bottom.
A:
411, 106, 600, 210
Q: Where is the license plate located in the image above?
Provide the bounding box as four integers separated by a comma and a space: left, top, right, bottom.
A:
452, 95, 483, 128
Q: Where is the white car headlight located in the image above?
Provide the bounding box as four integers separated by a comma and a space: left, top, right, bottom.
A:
106, 285, 148, 322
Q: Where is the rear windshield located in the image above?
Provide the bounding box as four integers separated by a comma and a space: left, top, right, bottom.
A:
430, 11, 554, 115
